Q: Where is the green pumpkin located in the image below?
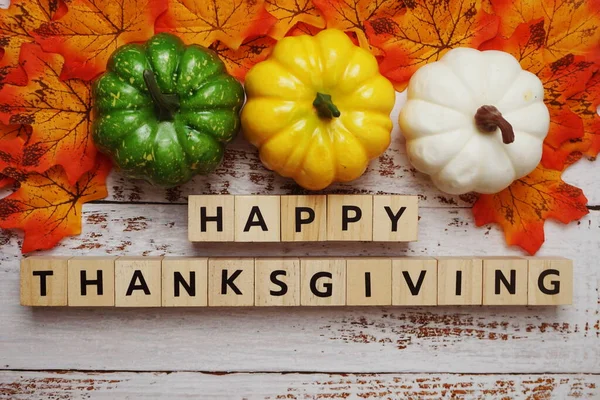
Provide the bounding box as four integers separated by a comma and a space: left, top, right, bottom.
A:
92, 33, 244, 187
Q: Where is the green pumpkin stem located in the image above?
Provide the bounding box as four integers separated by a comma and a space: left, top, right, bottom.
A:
143, 69, 180, 122
313, 92, 341, 119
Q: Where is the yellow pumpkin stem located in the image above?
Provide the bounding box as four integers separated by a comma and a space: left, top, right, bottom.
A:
313, 92, 341, 119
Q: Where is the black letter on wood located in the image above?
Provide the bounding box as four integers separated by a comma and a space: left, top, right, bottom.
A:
538, 269, 560, 295
402, 270, 427, 296
270, 270, 288, 296
342, 205, 362, 231
126, 270, 151, 296
174, 271, 195, 297
384, 206, 406, 232
80, 270, 103, 296
222, 269, 243, 295
201, 206, 223, 232
244, 206, 268, 232
455, 270, 462, 296
494, 269, 516, 295
33, 271, 53, 296
295, 207, 315, 232
310, 272, 333, 297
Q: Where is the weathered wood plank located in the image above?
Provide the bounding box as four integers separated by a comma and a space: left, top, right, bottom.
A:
1, 204, 598, 373
1, 371, 598, 399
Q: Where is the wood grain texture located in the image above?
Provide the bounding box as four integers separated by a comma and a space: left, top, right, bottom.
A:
1, 371, 599, 399
0, 205, 599, 372
1, 91, 599, 390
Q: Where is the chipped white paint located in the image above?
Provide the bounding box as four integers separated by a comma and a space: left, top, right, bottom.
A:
1, 371, 599, 399
1, 92, 598, 395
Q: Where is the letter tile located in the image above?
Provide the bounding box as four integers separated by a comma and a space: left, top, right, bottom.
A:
346, 258, 392, 306
300, 258, 346, 306
234, 196, 281, 242
255, 258, 300, 306
115, 257, 162, 307
188, 195, 235, 242
527, 258, 573, 305
208, 258, 255, 306
21, 256, 69, 306
327, 195, 373, 241
437, 257, 483, 305
372, 195, 418, 242
281, 195, 327, 242
162, 257, 208, 307
482, 258, 528, 305
68, 256, 116, 307
392, 257, 437, 306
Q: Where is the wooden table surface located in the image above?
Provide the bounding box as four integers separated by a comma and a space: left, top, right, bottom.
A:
1, 94, 599, 399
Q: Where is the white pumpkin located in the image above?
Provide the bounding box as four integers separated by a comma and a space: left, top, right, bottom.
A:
399, 48, 550, 195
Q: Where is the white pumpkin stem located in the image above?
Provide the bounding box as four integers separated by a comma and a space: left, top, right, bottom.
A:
474, 105, 515, 144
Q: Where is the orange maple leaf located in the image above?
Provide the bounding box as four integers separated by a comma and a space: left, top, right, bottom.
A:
0, 0, 60, 86
0, 173, 13, 189
0, 44, 95, 185
481, 20, 598, 170
210, 36, 277, 81
155, 0, 277, 50
490, 0, 600, 63
312, 0, 406, 49
377, 0, 499, 91
32, 0, 167, 81
472, 163, 589, 255
565, 71, 600, 160
266, 0, 325, 39
0, 155, 111, 253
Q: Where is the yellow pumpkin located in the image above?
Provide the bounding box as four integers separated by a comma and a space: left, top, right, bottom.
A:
241, 29, 395, 190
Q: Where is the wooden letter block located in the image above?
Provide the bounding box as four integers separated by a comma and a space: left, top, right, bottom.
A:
21, 257, 69, 306
208, 258, 254, 306
188, 195, 234, 242
300, 259, 346, 306
483, 258, 528, 305
234, 196, 280, 242
346, 258, 392, 306
115, 257, 162, 307
68, 257, 116, 307
373, 196, 418, 242
528, 258, 573, 305
437, 258, 483, 305
327, 195, 373, 241
255, 258, 300, 306
162, 257, 208, 307
392, 257, 437, 306
281, 195, 327, 242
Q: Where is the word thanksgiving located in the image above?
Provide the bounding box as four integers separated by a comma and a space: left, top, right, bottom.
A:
20, 257, 572, 307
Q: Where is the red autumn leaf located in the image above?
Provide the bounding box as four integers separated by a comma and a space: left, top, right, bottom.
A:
0, 155, 111, 253
265, 0, 326, 39
155, 0, 277, 50
0, 0, 59, 86
0, 43, 95, 185
0, 123, 30, 187
377, 0, 499, 91
33, 0, 167, 81
210, 36, 277, 81
480, 19, 598, 170
312, 0, 406, 49
472, 163, 589, 255
0, 173, 13, 189
286, 21, 325, 36
565, 71, 600, 160
490, 0, 600, 63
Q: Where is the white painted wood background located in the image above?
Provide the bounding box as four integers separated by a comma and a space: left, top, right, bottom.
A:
1, 94, 599, 399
